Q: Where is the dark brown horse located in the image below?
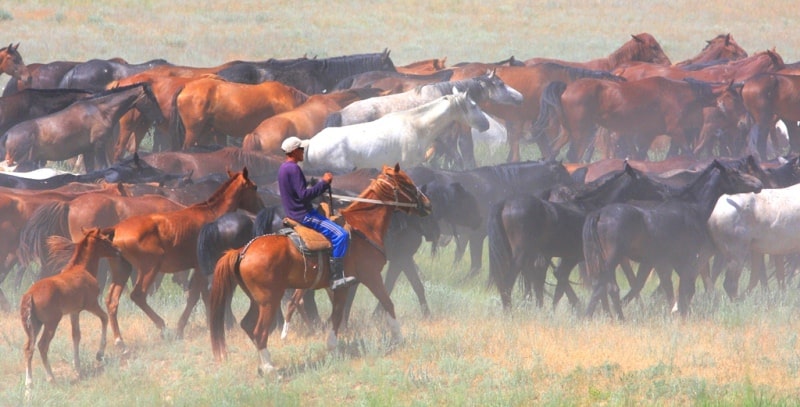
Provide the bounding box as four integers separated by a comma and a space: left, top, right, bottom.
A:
525, 33, 672, 70
582, 160, 762, 319
673, 33, 749, 67
533, 77, 740, 162
3, 83, 164, 171
173, 77, 309, 148
0, 88, 92, 138
21, 228, 118, 388
139, 146, 284, 182
103, 169, 263, 348
209, 164, 431, 375
741, 73, 800, 159
242, 87, 386, 154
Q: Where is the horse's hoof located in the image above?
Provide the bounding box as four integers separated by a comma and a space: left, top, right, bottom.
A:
257, 364, 276, 377
96, 352, 104, 362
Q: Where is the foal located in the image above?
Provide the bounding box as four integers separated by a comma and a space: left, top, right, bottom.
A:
20, 228, 117, 387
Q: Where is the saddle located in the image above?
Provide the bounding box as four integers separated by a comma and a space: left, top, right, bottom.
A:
279, 202, 348, 256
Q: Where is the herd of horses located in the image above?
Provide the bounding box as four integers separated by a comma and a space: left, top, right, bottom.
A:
4, 32, 800, 383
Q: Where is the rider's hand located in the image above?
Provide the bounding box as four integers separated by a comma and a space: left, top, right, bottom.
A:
322, 172, 333, 184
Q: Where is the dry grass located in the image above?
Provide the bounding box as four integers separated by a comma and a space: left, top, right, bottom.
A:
2, 1, 800, 405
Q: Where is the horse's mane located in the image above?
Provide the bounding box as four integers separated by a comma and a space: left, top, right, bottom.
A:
88, 81, 149, 99
608, 33, 661, 68
194, 171, 242, 208
680, 59, 731, 71
539, 62, 627, 82
319, 50, 397, 80
220, 147, 283, 172
682, 77, 715, 99
19, 88, 92, 97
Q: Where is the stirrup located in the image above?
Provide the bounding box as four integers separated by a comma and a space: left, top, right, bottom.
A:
331, 276, 357, 290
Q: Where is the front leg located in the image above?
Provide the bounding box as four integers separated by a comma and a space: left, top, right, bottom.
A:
70, 313, 82, 377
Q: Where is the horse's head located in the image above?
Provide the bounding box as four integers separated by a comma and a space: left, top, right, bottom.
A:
630, 33, 672, 66
452, 87, 490, 132
134, 82, 166, 124
476, 69, 523, 105
712, 159, 763, 195
378, 163, 432, 216
705, 33, 748, 61
420, 180, 481, 229
80, 227, 119, 259
0, 43, 27, 81
229, 167, 265, 215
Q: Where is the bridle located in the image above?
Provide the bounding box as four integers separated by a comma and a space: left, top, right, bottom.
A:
331, 173, 425, 210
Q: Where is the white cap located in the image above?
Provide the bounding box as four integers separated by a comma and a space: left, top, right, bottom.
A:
280, 136, 310, 153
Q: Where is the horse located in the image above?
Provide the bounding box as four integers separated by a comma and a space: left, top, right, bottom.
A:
209, 164, 431, 375
3, 83, 164, 172
487, 163, 674, 310
581, 160, 762, 319
102, 168, 263, 347
533, 77, 741, 162
305, 88, 490, 174
18, 189, 185, 280
447, 63, 625, 162
332, 69, 454, 93
524, 33, 672, 70
20, 227, 117, 388
241, 87, 386, 154
707, 183, 800, 300
0, 43, 28, 84
614, 49, 784, 83
406, 160, 576, 278
138, 146, 284, 183
741, 73, 800, 160
673, 33, 749, 68
0, 88, 93, 138
58, 58, 171, 92
173, 77, 310, 148
394, 57, 448, 75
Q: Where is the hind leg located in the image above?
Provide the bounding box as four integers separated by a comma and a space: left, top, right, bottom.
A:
23, 318, 42, 388
38, 321, 59, 383
69, 313, 82, 377
176, 270, 205, 338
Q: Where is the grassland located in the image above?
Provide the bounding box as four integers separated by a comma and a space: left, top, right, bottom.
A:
2, 1, 800, 405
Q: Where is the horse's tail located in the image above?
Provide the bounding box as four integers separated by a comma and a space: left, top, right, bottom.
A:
581, 210, 605, 289
20, 292, 41, 346
45, 235, 77, 273
197, 221, 222, 278
531, 81, 567, 141
487, 200, 513, 309
323, 111, 342, 128
18, 201, 70, 275
170, 85, 187, 148
210, 249, 240, 362
254, 206, 278, 236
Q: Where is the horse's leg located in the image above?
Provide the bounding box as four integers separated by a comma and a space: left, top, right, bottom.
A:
553, 257, 580, 309
253, 299, 282, 376
505, 121, 521, 162
403, 260, 430, 316
457, 129, 476, 169
774, 254, 786, 290
327, 288, 353, 350
529, 256, 547, 309
465, 234, 486, 279
84, 299, 108, 363
69, 313, 82, 377
745, 252, 765, 294
239, 299, 260, 343
38, 320, 59, 383
281, 289, 304, 340
622, 261, 653, 304
105, 257, 131, 348
128, 267, 168, 336
358, 271, 402, 344
375, 261, 403, 315
24, 316, 42, 389
675, 264, 698, 317
175, 270, 205, 339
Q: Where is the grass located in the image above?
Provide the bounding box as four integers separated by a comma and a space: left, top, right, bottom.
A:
2, 0, 800, 405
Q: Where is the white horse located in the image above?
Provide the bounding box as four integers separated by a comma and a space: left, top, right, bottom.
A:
707, 183, 800, 298
305, 88, 490, 173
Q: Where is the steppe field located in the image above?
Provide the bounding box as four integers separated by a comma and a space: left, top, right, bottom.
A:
1, 1, 800, 405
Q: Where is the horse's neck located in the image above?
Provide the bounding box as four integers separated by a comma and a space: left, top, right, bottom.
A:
197, 181, 242, 218
341, 192, 396, 250
681, 169, 726, 218
66, 242, 102, 277
408, 99, 457, 140
95, 92, 140, 121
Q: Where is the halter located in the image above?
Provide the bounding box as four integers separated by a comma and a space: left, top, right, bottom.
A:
331, 174, 424, 209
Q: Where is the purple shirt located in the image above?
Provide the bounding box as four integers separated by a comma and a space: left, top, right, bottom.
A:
278, 161, 329, 222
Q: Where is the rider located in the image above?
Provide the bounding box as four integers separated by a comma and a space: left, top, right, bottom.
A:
277, 136, 357, 290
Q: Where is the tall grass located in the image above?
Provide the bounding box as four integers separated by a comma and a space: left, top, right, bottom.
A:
2, 1, 800, 405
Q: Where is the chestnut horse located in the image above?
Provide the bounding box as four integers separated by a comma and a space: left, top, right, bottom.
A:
0, 43, 28, 84
673, 33, 749, 68
524, 33, 671, 70
533, 77, 740, 162
395, 57, 447, 75
241, 87, 386, 154
173, 77, 309, 148
20, 228, 118, 388
614, 49, 784, 82
103, 168, 263, 347
741, 73, 800, 159
138, 146, 284, 182
209, 164, 431, 375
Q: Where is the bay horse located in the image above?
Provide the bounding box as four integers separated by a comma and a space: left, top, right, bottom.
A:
332, 69, 454, 93
209, 164, 431, 375
581, 160, 762, 319
305, 88, 490, 174
0, 43, 28, 85
241, 87, 386, 154
103, 168, 263, 347
741, 73, 800, 160
673, 33, 748, 68
447, 63, 625, 162
524, 33, 672, 70
487, 163, 674, 310
533, 77, 740, 162
3, 83, 164, 171
173, 77, 309, 148
0, 88, 92, 137
614, 49, 784, 83
21, 227, 117, 388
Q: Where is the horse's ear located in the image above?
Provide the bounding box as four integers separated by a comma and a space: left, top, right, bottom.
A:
101, 227, 115, 242
394, 163, 401, 173
242, 167, 249, 179
13, 43, 19, 51
631, 34, 643, 43
725, 33, 731, 45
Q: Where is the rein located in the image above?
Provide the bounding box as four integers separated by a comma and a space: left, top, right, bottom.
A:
330, 193, 418, 208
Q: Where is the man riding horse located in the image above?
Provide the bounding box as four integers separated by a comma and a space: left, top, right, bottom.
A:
277, 136, 357, 290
